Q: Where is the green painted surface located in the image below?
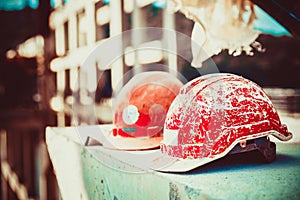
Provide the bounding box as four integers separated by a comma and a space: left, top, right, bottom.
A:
81, 143, 300, 200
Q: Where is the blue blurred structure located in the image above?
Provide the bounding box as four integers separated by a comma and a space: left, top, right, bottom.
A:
103, 0, 110, 5
153, 0, 167, 8
254, 6, 291, 36
50, 0, 68, 8
0, 0, 39, 10
0, 0, 292, 38
251, 0, 300, 39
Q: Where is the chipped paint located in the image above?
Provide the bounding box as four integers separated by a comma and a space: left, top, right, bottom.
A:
161, 73, 292, 159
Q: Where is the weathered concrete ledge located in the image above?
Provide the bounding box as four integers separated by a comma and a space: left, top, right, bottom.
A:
81, 143, 300, 200
46, 115, 300, 200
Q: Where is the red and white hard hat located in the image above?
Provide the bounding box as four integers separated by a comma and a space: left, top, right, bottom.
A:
108, 71, 183, 150
151, 73, 292, 172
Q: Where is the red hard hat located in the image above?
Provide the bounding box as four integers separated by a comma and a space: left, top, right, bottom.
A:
151, 73, 292, 172
111, 71, 183, 150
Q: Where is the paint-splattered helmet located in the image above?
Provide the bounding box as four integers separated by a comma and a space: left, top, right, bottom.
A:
153, 73, 292, 171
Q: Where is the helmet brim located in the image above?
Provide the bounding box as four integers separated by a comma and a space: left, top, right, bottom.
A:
150, 130, 291, 172
81, 125, 292, 172
84, 124, 162, 150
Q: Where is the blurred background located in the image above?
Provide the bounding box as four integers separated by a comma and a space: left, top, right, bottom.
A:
0, 0, 299, 199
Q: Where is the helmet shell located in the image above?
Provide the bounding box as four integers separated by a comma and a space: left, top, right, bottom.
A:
161, 73, 292, 159
113, 71, 183, 139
